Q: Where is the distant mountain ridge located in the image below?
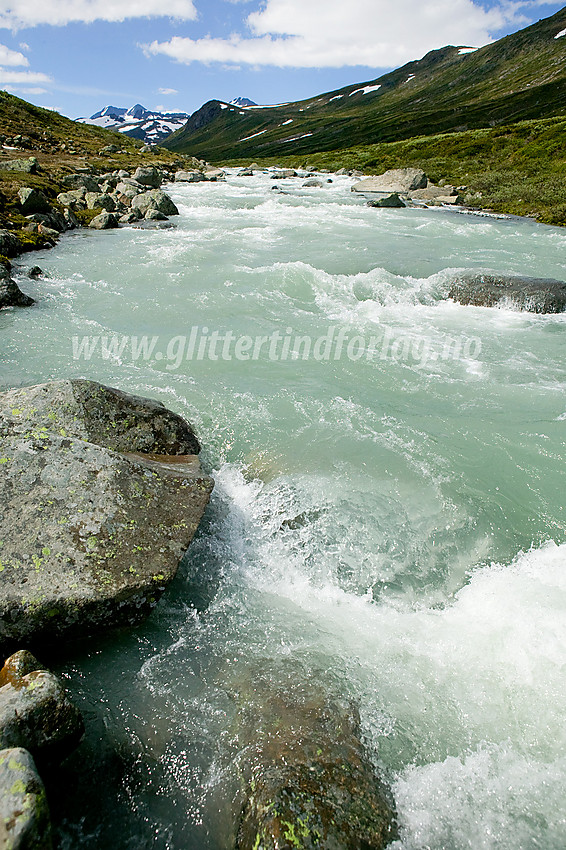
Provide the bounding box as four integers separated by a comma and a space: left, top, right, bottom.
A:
162, 8, 566, 161
77, 103, 190, 145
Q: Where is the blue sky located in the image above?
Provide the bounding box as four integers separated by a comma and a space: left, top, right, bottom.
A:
0, 0, 564, 119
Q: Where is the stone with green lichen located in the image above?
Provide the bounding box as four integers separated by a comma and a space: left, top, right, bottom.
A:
0, 651, 83, 765
0, 747, 52, 850
0, 381, 213, 650
226, 661, 397, 850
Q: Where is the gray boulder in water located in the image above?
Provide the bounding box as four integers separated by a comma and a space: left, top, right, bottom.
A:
0, 380, 213, 650
0, 261, 34, 310
449, 273, 566, 313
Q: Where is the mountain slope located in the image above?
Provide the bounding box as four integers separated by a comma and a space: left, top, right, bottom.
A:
77, 103, 190, 144
163, 8, 566, 161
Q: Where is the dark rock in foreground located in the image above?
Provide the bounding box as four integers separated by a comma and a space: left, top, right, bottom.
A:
231, 662, 397, 850
0, 380, 213, 650
0, 261, 34, 309
449, 272, 566, 313
0, 747, 52, 850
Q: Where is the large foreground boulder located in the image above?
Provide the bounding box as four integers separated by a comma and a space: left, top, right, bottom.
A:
352, 167, 427, 194
231, 662, 397, 850
0, 380, 213, 649
0, 262, 34, 310
448, 273, 566, 313
0, 748, 51, 850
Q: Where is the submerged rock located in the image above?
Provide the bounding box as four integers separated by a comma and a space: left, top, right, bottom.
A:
230, 662, 397, 850
0, 380, 213, 650
0, 747, 52, 850
0, 651, 84, 764
449, 273, 566, 313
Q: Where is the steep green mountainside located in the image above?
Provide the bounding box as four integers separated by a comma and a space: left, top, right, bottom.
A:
163, 7, 566, 161
226, 115, 566, 226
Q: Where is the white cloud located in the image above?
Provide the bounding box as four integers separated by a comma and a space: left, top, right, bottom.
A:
5, 86, 49, 95
0, 43, 29, 66
0, 69, 52, 84
144, 0, 512, 69
158, 87, 179, 95
0, 0, 197, 29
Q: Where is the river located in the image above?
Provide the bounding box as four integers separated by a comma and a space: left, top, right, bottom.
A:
1, 170, 566, 849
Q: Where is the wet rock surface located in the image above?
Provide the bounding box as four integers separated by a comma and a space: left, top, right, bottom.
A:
448, 272, 566, 313
229, 662, 398, 850
0, 651, 84, 764
0, 380, 213, 650
0, 747, 52, 850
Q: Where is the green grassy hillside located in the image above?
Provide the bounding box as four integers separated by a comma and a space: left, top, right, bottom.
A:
163, 8, 566, 162
222, 116, 566, 226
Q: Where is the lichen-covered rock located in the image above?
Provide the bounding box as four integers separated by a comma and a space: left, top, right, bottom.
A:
231, 662, 397, 850
174, 170, 205, 183
0, 380, 213, 649
60, 174, 99, 193
0, 748, 52, 850
448, 273, 566, 313
0, 652, 84, 763
352, 168, 427, 194
0, 157, 38, 174
85, 192, 116, 212
131, 189, 179, 217
88, 211, 119, 230
0, 262, 34, 310
132, 166, 161, 188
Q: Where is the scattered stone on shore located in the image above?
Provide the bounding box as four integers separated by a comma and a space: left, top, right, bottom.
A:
61, 174, 100, 193
230, 661, 398, 850
133, 166, 161, 188
85, 192, 116, 212
174, 170, 205, 183
88, 211, 119, 230
448, 272, 566, 313
18, 188, 51, 216
0, 260, 35, 310
368, 192, 406, 208
0, 651, 84, 764
0, 229, 22, 258
131, 189, 179, 217
0, 747, 52, 850
0, 380, 213, 650
0, 156, 39, 174
352, 167, 428, 194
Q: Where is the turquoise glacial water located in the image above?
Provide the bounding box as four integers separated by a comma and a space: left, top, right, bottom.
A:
1, 170, 566, 848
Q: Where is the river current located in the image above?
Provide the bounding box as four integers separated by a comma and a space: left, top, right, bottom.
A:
1, 170, 566, 849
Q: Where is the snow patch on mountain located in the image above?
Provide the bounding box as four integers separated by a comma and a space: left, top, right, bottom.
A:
76, 103, 190, 144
